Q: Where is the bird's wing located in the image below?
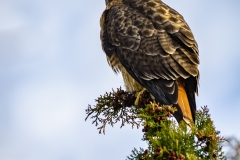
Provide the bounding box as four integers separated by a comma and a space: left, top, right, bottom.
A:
101, 0, 199, 121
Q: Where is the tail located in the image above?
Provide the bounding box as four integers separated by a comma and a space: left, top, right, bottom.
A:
173, 79, 196, 124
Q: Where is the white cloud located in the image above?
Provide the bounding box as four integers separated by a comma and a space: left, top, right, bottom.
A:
11, 80, 81, 141
0, 2, 27, 31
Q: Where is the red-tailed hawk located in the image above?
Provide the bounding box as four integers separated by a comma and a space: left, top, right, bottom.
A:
100, 0, 199, 123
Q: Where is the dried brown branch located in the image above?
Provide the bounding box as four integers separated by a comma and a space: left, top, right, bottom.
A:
85, 87, 153, 134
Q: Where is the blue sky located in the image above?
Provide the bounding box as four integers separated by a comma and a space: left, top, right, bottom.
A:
0, 0, 240, 159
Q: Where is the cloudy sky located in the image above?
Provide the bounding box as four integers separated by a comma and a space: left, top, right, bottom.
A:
0, 0, 240, 159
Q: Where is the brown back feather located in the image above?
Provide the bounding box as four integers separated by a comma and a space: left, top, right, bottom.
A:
100, 0, 199, 122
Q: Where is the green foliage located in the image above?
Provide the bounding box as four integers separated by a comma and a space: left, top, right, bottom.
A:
126, 104, 226, 160
85, 87, 226, 159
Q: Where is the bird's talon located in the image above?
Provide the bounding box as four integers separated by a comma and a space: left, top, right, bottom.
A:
135, 88, 147, 105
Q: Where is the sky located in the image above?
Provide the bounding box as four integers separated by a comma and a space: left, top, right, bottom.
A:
0, 0, 240, 159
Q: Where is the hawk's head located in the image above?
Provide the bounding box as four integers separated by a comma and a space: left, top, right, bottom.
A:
105, 0, 122, 6
105, 0, 110, 5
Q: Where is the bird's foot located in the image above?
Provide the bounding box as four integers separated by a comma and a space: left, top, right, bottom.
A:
134, 88, 147, 105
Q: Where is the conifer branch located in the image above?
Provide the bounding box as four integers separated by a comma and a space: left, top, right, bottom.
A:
85, 87, 227, 159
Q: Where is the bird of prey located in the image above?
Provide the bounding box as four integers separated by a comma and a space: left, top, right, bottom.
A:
100, 0, 199, 123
